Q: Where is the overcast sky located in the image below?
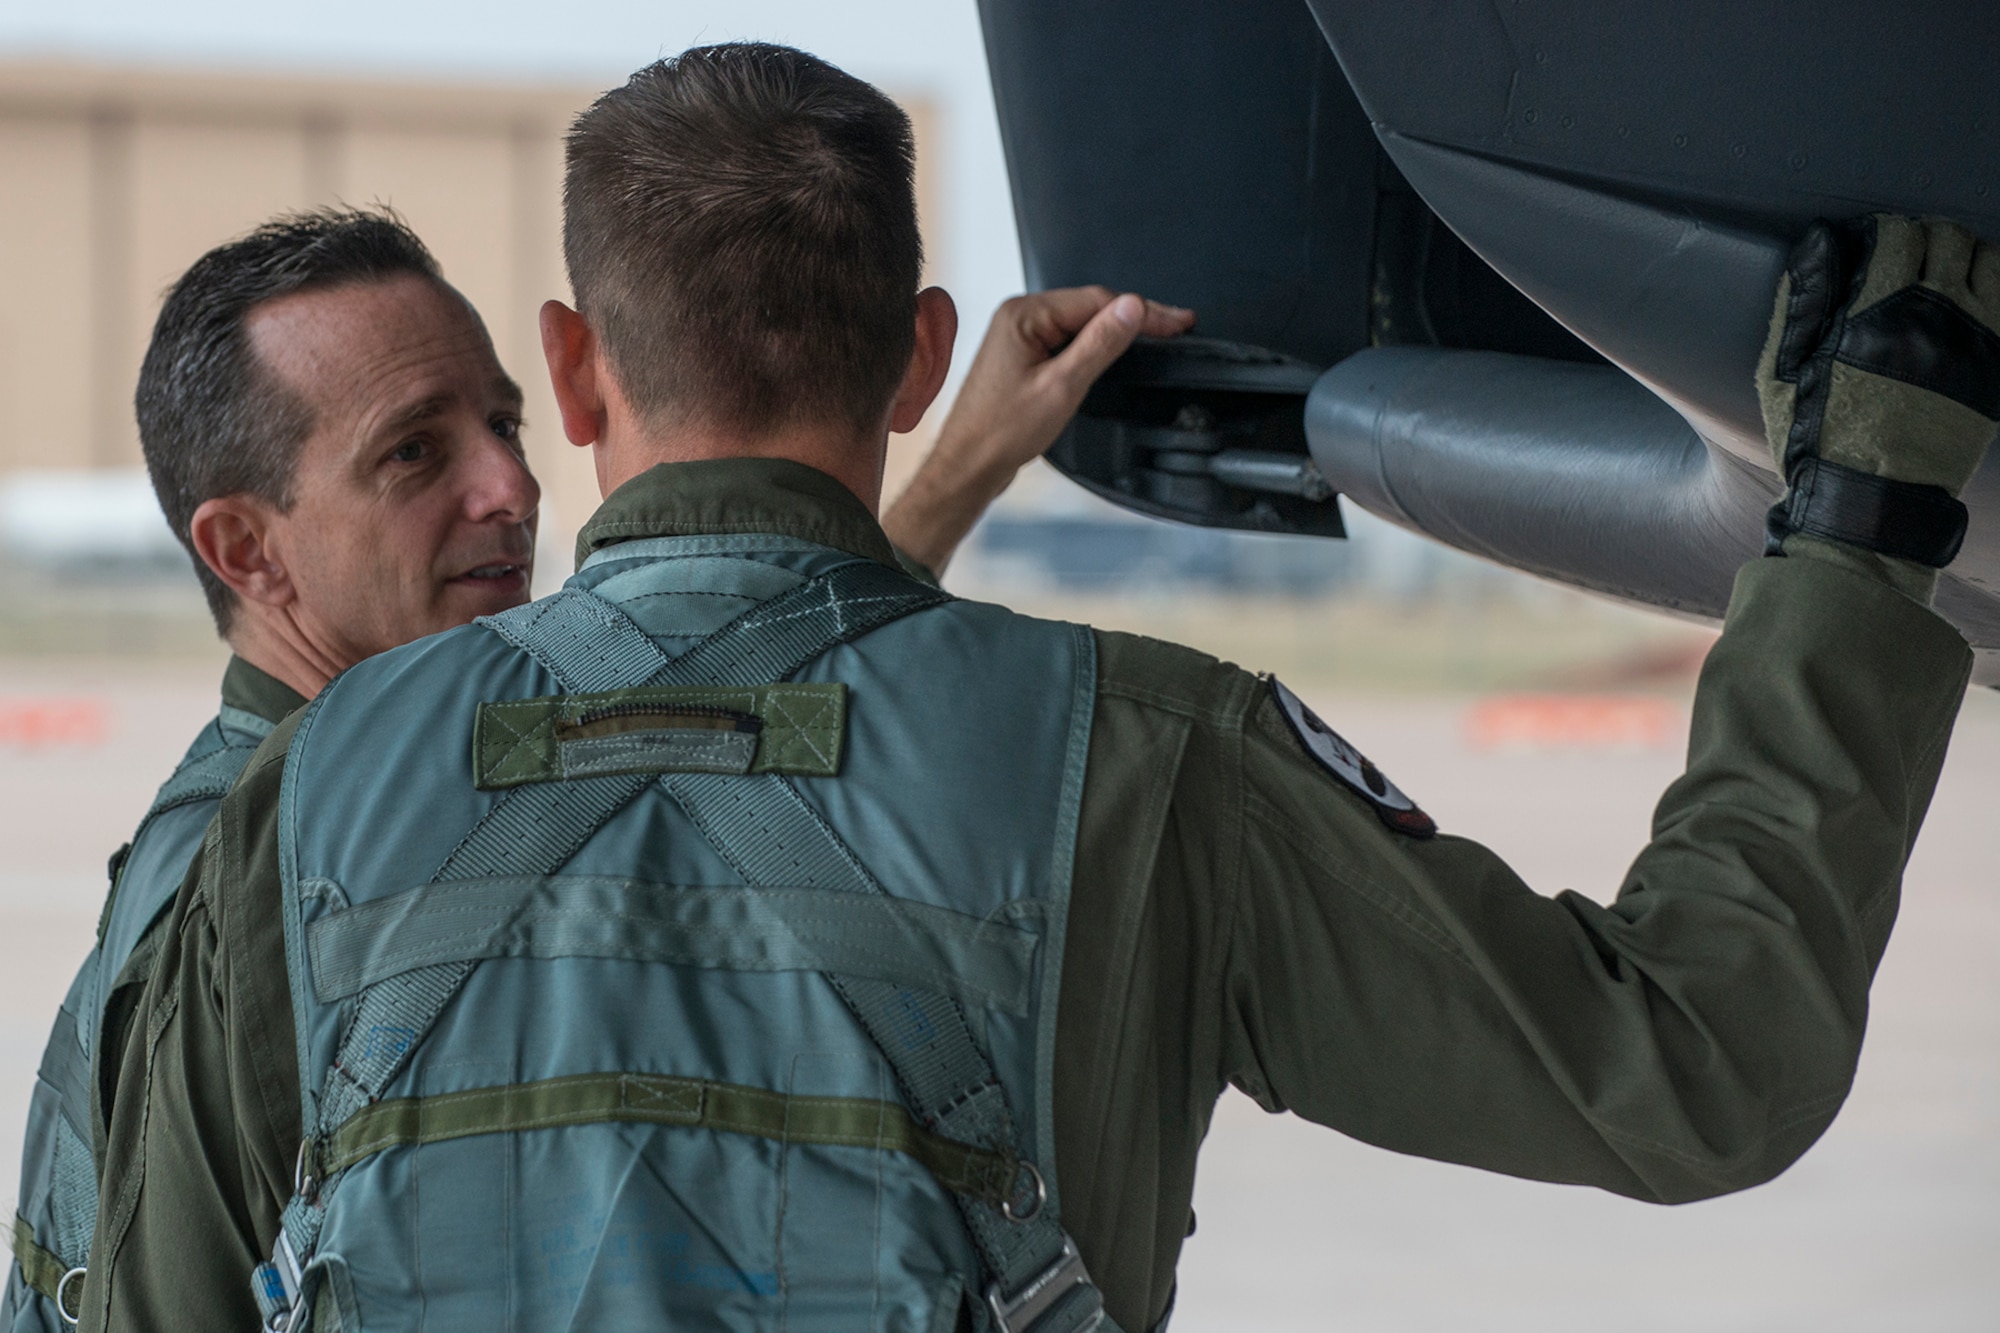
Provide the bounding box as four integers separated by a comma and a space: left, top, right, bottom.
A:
0, 0, 1027, 344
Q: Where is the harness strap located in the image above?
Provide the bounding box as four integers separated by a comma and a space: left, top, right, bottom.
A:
11, 1211, 82, 1323
143, 710, 277, 829
94, 720, 273, 949
482, 559, 951, 693
310, 563, 949, 1129
10, 1087, 93, 1322
317, 1071, 1019, 1205
42, 1120, 95, 1278
35, 1007, 90, 1148
263, 561, 950, 1330
668, 768, 1108, 1332
478, 584, 670, 692
542, 563, 1108, 1331
302, 874, 1039, 1014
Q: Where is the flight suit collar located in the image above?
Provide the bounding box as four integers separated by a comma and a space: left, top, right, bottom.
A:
220, 654, 307, 724
574, 458, 907, 574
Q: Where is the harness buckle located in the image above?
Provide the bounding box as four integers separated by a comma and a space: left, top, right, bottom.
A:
984, 1234, 1103, 1333
253, 1230, 307, 1333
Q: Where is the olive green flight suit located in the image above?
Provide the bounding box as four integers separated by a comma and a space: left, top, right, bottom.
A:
80, 458, 1971, 1333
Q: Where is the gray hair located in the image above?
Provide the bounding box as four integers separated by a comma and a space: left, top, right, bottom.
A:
135, 207, 444, 631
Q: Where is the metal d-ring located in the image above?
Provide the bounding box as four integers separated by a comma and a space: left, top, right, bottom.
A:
293, 1139, 317, 1202
55, 1266, 86, 1325
1001, 1160, 1046, 1223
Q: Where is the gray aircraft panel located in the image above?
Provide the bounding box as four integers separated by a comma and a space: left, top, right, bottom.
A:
978, 0, 2000, 683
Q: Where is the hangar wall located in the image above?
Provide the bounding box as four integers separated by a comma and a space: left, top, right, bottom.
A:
0, 60, 941, 550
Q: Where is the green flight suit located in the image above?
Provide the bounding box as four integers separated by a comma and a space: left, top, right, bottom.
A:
79, 458, 1971, 1333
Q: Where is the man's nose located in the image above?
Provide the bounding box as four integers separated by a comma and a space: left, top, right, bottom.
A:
466, 431, 541, 525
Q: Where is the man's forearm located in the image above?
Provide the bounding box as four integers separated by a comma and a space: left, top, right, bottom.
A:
1537, 552, 1967, 1195
880, 446, 1018, 576
1228, 550, 1970, 1206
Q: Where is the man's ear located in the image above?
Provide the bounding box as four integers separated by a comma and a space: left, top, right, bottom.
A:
540, 300, 608, 448
187, 495, 295, 610
889, 287, 958, 434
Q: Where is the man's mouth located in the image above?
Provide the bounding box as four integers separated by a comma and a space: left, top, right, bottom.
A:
450, 562, 530, 592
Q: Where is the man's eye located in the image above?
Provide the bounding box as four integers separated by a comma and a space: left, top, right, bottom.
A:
391, 439, 428, 463
492, 417, 522, 443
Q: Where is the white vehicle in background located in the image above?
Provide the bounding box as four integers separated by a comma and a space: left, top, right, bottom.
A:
0, 469, 186, 575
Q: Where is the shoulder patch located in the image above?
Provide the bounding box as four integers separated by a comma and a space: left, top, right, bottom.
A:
1267, 677, 1436, 838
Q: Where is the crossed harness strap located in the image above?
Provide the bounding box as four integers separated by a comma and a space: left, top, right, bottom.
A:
258, 559, 1110, 1333
99, 714, 277, 948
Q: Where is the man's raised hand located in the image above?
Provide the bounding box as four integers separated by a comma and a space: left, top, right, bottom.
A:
882, 286, 1194, 575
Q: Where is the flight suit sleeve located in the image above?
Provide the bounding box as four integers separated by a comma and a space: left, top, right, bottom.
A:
1218, 550, 1970, 1203
80, 723, 302, 1333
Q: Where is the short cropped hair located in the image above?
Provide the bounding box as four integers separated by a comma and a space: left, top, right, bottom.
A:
136, 208, 444, 632
563, 43, 923, 439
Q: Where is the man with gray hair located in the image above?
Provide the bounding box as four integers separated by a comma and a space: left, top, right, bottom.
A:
5, 196, 1181, 1329
7, 209, 530, 1333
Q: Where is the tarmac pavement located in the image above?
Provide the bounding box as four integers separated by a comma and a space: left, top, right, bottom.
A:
1169, 690, 2000, 1332
1, 657, 1993, 1329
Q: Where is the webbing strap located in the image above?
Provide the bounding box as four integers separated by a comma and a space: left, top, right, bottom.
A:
314, 776, 656, 1127
45, 1119, 96, 1273
482, 561, 952, 694
283, 561, 950, 1283
35, 1007, 90, 1147
303, 874, 1038, 1013
1765, 454, 1970, 565
668, 768, 1090, 1316
319, 1071, 1018, 1204
312, 564, 947, 1124
662, 561, 949, 687
478, 586, 670, 693
98, 729, 268, 949
532, 562, 1102, 1325
145, 738, 261, 820
10, 1210, 72, 1314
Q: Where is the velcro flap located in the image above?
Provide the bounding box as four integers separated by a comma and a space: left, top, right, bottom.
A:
475, 683, 846, 788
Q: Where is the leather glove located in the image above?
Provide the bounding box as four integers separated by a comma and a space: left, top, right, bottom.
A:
1757, 214, 2000, 566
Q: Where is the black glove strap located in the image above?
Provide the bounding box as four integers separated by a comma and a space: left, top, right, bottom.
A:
1765, 455, 1969, 567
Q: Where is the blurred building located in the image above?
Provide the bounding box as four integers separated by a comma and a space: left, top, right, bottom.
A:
0, 59, 940, 574
0, 58, 1504, 610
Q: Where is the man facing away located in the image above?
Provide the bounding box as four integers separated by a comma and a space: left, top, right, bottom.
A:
83, 43, 1999, 1333
3, 201, 1185, 1329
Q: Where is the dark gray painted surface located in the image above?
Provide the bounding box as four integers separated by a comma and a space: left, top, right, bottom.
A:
979, 0, 2000, 682
1306, 347, 2000, 683
1305, 348, 1772, 618
1306, 0, 2000, 241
